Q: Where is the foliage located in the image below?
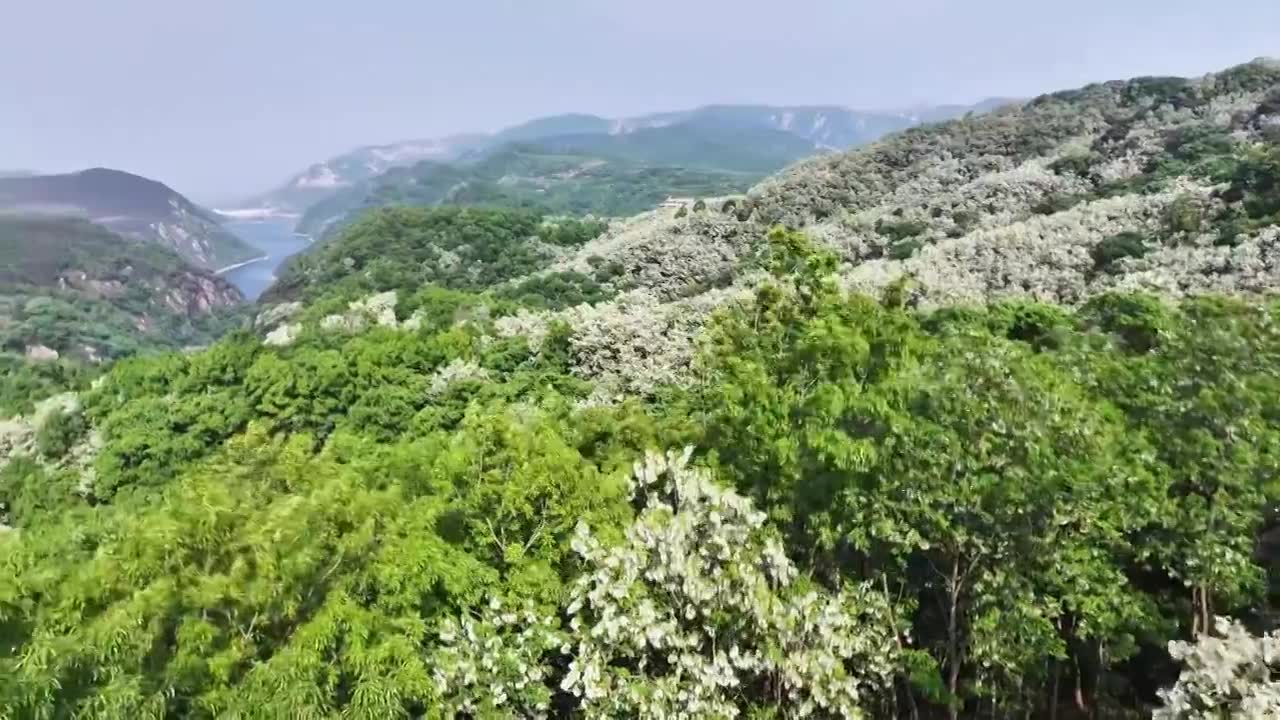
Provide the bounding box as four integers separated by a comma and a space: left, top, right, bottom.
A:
560, 447, 900, 718
496, 271, 616, 310
8, 60, 1280, 720
269, 207, 610, 307
294, 142, 762, 238
0, 354, 92, 417
1091, 230, 1150, 273
875, 217, 929, 242
34, 404, 87, 459
0, 215, 246, 364
679, 229, 1280, 717
1154, 617, 1280, 719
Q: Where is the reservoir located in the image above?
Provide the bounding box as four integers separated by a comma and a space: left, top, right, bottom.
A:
221, 218, 310, 300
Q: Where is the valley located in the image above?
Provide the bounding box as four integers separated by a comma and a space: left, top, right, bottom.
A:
219, 218, 312, 300
3, 50, 1280, 720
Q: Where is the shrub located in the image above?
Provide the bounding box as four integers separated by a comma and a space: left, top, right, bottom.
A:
1032, 192, 1087, 215
35, 405, 87, 459
1165, 195, 1205, 236
875, 217, 928, 242
888, 238, 924, 260
1091, 231, 1149, 274
1049, 152, 1099, 178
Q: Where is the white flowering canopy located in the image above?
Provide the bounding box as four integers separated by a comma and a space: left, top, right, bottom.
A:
560, 447, 899, 719
1154, 617, 1280, 720
431, 448, 900, 718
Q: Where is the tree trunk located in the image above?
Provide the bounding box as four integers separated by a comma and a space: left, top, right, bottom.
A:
1049, 657, 1060, 720
947, 558, 963, 720
880, 573, 920, 720
1073, 655, 1088, 716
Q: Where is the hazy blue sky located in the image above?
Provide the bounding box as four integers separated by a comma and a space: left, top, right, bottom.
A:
3, 0, 1278, 203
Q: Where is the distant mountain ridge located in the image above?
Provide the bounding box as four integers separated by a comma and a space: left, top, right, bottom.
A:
242, 135, 489, 215
0, 168, 258, 270
244, 100, 1011, 217
293, 139, 764, 238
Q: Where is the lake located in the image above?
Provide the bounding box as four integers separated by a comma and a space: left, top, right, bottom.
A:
221, 218, 311, 300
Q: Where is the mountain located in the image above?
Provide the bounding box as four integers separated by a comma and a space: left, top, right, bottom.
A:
242, 135, 489, 215
621, 104, 928, 149
492, 123, 825, 174
528, 58, 1280, 307
0, 168, 258, 271
487, 113, 616, 144
12, 60, 1280, 720
904, 96, 1024, 124
293, 141, 762, 237
277, 60, 1280, 317
0, 215, 244, 362
245, 101, 1007, 220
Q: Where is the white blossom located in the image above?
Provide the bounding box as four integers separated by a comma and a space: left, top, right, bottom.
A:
1154, 617, 1280, 720
428, 358, 492, 396
560, 448, 899, 719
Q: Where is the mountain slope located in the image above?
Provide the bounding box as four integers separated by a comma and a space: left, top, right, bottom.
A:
0, 216, 244, 361
487, 113, 616, 144
537, 59, 1280, 307
505, 123, 825, 174
246, 101, 1006, 219
0, 168, 257, 270
629, 104, 924, 148
294, 143, 759, 237
242, 135, 488, 214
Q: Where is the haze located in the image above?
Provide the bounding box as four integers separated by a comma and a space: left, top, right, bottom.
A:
3, 0, 1278, 203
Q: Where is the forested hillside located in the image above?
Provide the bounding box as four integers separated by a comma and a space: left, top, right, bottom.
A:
0, 217, 245, 413
4, 60, 1280, 719
293, 142, 766, 238
252, 101, 1001, 221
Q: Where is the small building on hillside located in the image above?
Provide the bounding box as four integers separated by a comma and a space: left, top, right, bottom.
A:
658, 196, 695, 209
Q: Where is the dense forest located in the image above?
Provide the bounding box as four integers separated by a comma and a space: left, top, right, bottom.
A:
293, 144, 764, 239
0, 217, 245, 415
4, 60, 1280, 718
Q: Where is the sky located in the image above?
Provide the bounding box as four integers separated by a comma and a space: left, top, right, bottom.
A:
3, 0, 1279, 204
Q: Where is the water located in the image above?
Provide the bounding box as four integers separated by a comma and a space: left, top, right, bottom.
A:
221, 218, 311, 300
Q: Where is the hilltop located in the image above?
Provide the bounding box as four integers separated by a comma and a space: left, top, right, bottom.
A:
0, 168, 258, 270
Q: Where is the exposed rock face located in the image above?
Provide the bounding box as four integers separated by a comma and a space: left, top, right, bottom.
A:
57, 271, 126, 298
159, 273, 244, 315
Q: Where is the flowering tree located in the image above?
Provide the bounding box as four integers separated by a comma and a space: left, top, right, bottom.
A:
1154, 617, 1280, 719
432, 599, 566, 718
559, 447, 899, 718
